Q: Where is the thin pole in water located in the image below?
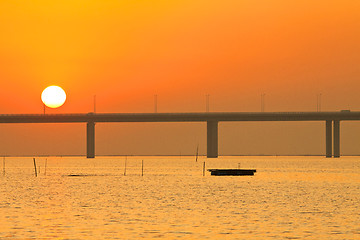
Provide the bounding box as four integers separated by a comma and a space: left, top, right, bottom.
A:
141, 160, 144, 176
195, 144, 199, 162
124, 156, 127, 176
44, 158, 47, 176
2, 157, 5, 176
203, 161, 206, 176
33, 158, 38, 177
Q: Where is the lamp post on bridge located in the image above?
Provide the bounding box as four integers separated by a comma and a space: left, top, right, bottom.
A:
94, 95, 96, 113
154, 94, 158, 113
261, 93, 265, 112
317, 93, 322, 112
206, 94, 210, 112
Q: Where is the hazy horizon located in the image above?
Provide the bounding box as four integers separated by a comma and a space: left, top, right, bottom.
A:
1, 121, 360, 156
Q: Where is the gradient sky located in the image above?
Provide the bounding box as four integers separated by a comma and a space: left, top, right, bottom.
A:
0, 1, 360, 156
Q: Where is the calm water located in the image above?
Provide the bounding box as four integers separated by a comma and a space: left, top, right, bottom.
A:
0, 156, 359, 239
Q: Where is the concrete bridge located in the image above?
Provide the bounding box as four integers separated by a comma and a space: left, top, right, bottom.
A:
1, 111, 358, 158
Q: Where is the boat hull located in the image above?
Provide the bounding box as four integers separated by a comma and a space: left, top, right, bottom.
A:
207, 169, 256, 176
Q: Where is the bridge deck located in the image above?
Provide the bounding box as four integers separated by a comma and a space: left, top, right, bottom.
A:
0, 111, 360, 123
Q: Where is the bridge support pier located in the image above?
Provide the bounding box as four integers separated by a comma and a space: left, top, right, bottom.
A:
207, 121, 218, 158
333, 120, 340, 158
326, 120, 332, 158
87, 121, 95, 158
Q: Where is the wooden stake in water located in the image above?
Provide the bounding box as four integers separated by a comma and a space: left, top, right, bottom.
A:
33, 158, 38, 177
203, 161, 206, 176
141, 160, 144, 176
44, 158, 47, 176
2, 157, 5, 176
195, 144, 199, 162
124, 156, 127, 176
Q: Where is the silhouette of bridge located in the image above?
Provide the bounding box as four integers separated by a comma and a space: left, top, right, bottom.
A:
1, 111, 358, 158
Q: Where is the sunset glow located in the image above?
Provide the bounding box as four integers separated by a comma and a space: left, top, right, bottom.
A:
0, 1, 360, 153
1, 2, 360, 239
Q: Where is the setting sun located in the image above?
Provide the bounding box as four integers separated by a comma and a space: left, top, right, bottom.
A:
41, 85, 66, 108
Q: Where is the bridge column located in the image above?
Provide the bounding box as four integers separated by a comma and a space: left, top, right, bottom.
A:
326, 120, 332, 158
87, 121, 95, 158
333, 120, 340, 158
207, 121, 218, 158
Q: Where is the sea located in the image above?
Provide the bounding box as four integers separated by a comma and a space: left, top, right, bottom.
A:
0, 156, 359, 239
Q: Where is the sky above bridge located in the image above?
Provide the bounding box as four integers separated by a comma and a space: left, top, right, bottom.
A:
0, 1, 360, 156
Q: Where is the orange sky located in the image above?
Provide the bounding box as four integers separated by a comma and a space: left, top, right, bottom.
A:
0, 1, 360, 155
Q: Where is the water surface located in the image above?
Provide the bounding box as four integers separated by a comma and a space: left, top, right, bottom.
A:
1, 156, 359, 239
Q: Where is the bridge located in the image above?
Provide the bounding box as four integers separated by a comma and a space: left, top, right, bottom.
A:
1, 111, 359, 158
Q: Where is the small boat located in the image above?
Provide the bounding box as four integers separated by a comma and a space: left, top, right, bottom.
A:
207, 169, 256, 176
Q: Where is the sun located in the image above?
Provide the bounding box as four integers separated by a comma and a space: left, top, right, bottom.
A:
41, 85, 67, 108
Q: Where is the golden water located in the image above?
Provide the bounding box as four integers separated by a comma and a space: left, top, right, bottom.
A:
1, 156, 359, 239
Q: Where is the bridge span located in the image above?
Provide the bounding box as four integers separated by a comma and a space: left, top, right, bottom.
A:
1, 111, 359, 158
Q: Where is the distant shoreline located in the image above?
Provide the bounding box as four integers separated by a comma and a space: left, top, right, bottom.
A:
2, 154, 360, 157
